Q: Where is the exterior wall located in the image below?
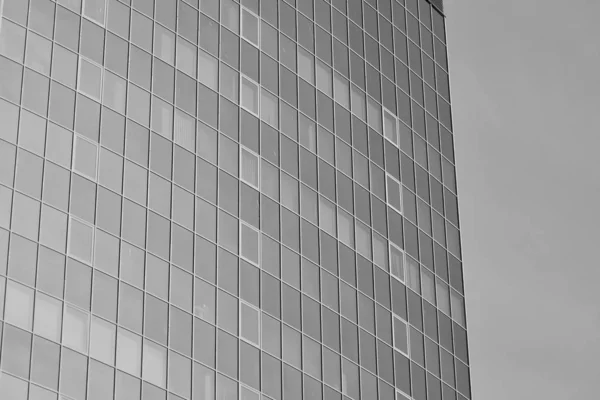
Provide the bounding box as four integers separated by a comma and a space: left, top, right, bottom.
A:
0, 0, 468, 399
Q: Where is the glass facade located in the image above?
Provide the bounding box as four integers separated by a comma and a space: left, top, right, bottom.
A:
0, 0, 469, 399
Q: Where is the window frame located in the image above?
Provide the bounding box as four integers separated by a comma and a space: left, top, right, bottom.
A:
239, 221, 260, 266
392, 314, 409, 356
240, 74, 260, 116
73, 134, 99, 181
383, 107, 398, 145
77, 56, 104, 102
239, 300, 261, 347
385, 173, 402, 214
83, 0, 107, 27
68, 216, 95, 265
240, 6, 260, 48
240, 146, 260, 189
389, 242, 405, 283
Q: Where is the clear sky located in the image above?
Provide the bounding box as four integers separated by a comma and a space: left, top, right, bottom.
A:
444, 0, 600, 398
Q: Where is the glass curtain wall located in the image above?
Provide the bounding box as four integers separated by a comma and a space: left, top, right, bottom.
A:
0, 0, 470, 399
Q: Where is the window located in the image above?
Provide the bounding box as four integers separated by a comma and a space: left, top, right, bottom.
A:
241, 75, 259, 115
319, 197, 336, 237
63, 305, 90, 354
334, 73, 349, 109
68, 218, 94, 265
298, 47, 314, 84
350, 85, 365, 120
436, 279, 450, 315
261, 89, 278, 128
386, 174, 402, 212
397, 390, 411, 400
451, 290, 466, 327
240, 147, 259, 188
367, 97, 382, 133
406, 256, 421, 294
240, 384, 260, 400
316, 61, 332, 96
372, 233, 387, 270
103, 71, 126, 113
174, 110, 195, 151
338, 209, 354, 248
299, 114, 316, 152
222, 0, 240, 34
198, 50, 218, 90
78, 57, 103, 101
383, 109, 398, 144
241, 8, 259, 47
393, 315, 408, 354
355, 222, 372, 259
389, 244, 405, 282
154, 24, 175, 64
34, 292, 63, 342
116, 327, 141, 376
143, 339, 167, 388
240, 301, 260, 346
84, 0, 107, 26
73, 135, 98, 180
240, 222, 259, 265
5, 280, 34, 330
422, 268, 436, 305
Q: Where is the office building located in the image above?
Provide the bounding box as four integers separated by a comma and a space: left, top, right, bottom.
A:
0, 0, 470, 399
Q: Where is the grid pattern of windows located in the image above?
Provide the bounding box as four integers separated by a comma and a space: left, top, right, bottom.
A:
0, 0, 469, 399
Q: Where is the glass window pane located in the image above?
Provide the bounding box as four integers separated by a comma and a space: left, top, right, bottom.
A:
261, 89, 278, 128
69, 218, 94, 264
0, 19, 26, 63
143, 339, 167, 388
198, 49, 218, 90
5, 280, 34, 330
390, 245, 404, 282
84, 0, 107, 25
241, 148, 259, 188
34, 292, 63, 342
242, 8, 259, 46
74, 135, 98, 180
79, 57, 103, 100
241, 76, 259, 115
116, 328, 142, 376
62, 305, 90, 354
1, 324, 32, 380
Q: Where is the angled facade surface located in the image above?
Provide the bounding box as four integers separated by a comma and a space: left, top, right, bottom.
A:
0, 0, 470, 399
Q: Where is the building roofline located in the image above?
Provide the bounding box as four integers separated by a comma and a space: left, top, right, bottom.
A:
427, 0, 444, 16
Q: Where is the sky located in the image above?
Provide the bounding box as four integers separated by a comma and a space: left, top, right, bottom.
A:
444, 0, 600, 398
